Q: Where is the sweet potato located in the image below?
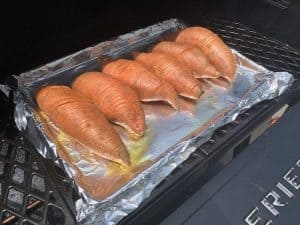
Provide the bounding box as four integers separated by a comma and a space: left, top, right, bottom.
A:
72, 72, 145, 137
152, 41, 219, 79
174, 27, 237, 83
36, 85, 130, 167
102, 59, 179, 109
133, 52, 203, 100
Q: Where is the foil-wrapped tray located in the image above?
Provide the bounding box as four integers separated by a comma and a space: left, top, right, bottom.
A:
4, 19, 294, 225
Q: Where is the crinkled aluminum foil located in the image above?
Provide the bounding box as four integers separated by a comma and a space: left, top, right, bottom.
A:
5, 19, 294, 225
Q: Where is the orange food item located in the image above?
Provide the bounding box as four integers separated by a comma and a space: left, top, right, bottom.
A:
72, 72, 145, 137
152, 41, 219, 79
134, 52, 203, 100
102, 59, 179, 109
36, 85, 130, 167
174, 27, 237, 83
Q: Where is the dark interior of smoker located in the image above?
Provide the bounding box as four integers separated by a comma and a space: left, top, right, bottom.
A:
1, 0, 300, 224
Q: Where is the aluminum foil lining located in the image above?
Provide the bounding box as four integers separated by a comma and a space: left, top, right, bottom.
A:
5, 18, 294, 225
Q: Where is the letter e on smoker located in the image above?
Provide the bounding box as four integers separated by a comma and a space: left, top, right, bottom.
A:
284, 168, 300, 190
245, 207, 272, 225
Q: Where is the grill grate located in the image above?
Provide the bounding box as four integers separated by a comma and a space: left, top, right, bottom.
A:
263, 0, 291, 10
1, 17, 300, 225
0, 101, 76, 225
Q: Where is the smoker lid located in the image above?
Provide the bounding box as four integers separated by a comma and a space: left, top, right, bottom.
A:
160, 102, 300, 225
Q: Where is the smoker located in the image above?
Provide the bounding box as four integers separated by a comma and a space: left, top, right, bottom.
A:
1, 1, 300, 225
